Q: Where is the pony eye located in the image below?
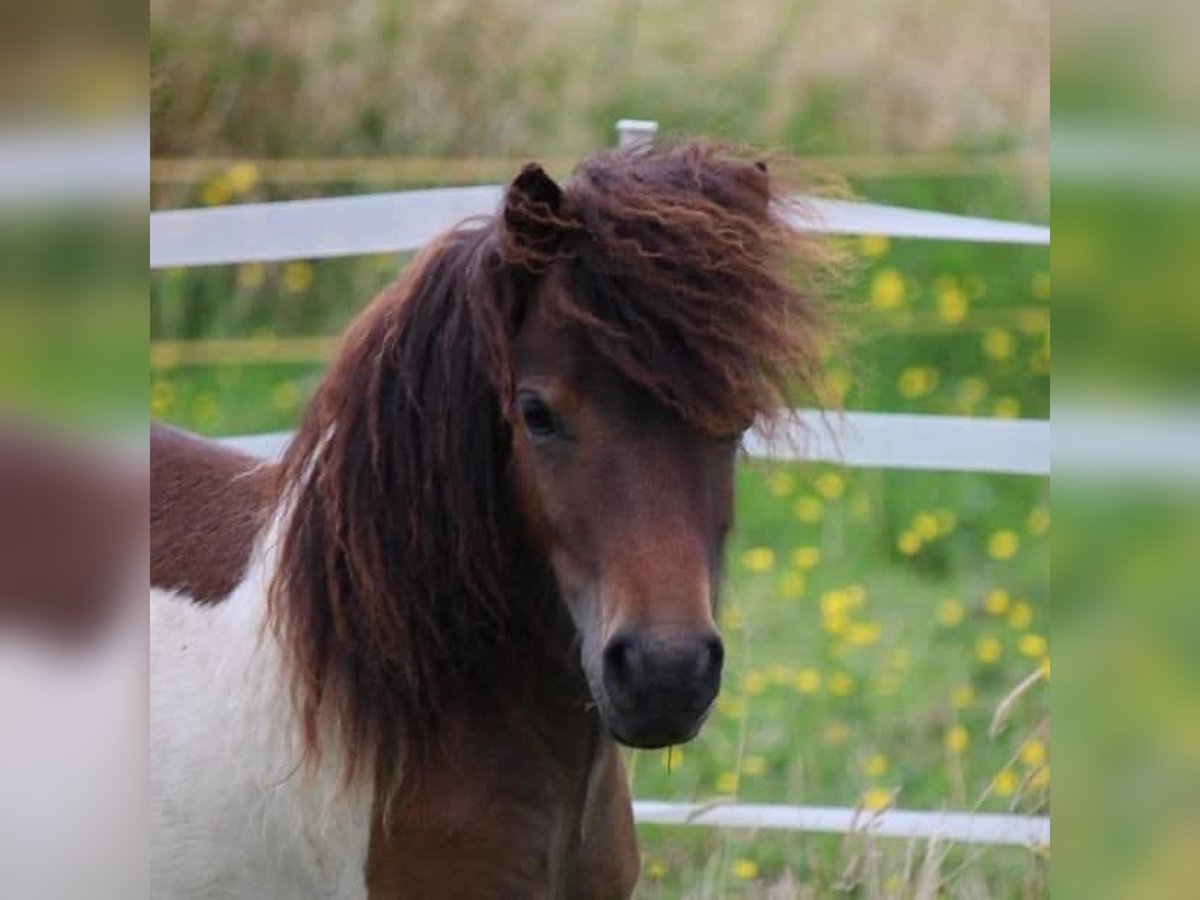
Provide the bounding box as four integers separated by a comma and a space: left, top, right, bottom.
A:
517, 393, 560, 439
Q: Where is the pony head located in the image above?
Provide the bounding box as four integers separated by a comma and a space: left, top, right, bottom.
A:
271, 140, 836, 792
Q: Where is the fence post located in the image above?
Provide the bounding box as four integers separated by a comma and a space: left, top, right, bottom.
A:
616, 118, 659, 148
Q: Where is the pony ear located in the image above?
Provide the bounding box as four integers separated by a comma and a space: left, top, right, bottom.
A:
743, 158, 771, 212
502, 163, 569, 262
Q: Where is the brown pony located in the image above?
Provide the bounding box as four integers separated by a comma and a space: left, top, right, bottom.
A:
150, 139, 832, 898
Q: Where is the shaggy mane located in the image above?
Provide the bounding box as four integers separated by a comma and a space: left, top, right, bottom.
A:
268, 139, 839, 800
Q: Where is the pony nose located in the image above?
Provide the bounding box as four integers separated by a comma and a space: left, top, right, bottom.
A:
602, 629, 724, 706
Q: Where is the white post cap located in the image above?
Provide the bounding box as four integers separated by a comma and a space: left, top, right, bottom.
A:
615, 119, 660, 147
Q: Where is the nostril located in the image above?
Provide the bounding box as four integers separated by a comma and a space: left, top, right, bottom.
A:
603, 633, 643, 695
698, 633, 725, 682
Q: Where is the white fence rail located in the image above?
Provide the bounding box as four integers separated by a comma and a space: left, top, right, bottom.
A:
219, 409, 1050, 477
150, 188, 1049, 269
632, 801, 1048, 848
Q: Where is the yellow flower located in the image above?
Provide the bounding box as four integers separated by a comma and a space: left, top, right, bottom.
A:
793, 496, 824, 523
897, 530, 922, 556
1008, 601, 1033, 630
861, 787, 893, 812
898, 366, 939, 399
150, 380, 175, 418
912, 512, 939, 541
814, 471, 845, 500
716, 772, 740, 794
937, 598, 965, 627
1027, 505, 1050, 536
1031, 271, 1051, 300
945, 725, 970, 754
777, 570, 805, 600
791, 546, 821, 570
847, 621, 883, 647
766, 470, 796, 498
271, 381, 300, 412
829, 671, 856, 697
282, 261, 315, 294
951, 683, 975, 709
845, 584, 866, 609
860, 234, 891, 259
225, 161, 260, 194
741, 547, 775, 573
988, 530, 1020, 561
741, 671, 768, 696
865, 753, 889, 777
1018, 633, 1048, 658
236, 263, 267, 290
1039, 656, 1051, 680
821, 589, 850, 618
1020, 739, 1047, 768
937, 285, 969, 324
731, 858, 759, 881
976, 636, 1003, 664
934, 507, 958, 535
201, 176, 232, 207
742, 755, 767, 776
993, 396, 1021, 419
646, 860, 667, 881
983, 328, 1014, 361
1019, 309, 1051, 334
870, 268, 906, 310
793, 669, 822, 695
822, 610, 850, 636
992, 768, 1018, 797
824, 720, 850, 746
984, 589, 1011, 616
957, 376, 988, 407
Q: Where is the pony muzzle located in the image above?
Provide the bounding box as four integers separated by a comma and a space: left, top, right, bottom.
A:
599, 628, 724, 748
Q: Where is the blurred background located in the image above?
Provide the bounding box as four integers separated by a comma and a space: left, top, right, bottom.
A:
149, 1, 1052, 897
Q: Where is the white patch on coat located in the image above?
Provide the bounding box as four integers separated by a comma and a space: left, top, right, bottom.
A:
150, 526, 373, 899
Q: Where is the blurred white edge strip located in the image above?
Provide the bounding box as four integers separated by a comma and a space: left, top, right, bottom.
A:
217, 410, 1051, 477
150, 188, 1049, 268
0, 121, 149, 207
631, 801, 1049, 847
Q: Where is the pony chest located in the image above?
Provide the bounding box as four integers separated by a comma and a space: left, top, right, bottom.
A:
367, 710, 637, 899
150, 587, 373, 898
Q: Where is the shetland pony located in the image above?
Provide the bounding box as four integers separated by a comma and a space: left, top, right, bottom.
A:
150, 140, 832, 898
